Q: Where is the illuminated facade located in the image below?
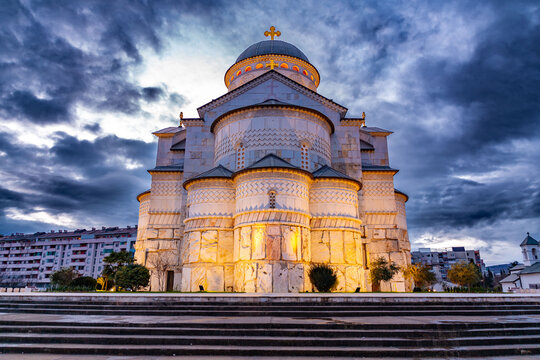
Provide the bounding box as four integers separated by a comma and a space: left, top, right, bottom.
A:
135, 28, 411, 292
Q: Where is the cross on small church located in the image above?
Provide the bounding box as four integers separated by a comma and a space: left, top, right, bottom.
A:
266, 59, 279, 70
264, 26, 281, 40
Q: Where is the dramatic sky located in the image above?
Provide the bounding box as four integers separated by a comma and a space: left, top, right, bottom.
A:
0, 0, 538, 265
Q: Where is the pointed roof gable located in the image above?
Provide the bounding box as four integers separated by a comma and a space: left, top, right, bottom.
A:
312, 165, 361, 188
183, 164, 233, 188
521, 233, 539, 246
246, 153, 298, 170
197, 70, 347, 118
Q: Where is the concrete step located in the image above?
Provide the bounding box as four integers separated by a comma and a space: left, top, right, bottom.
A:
1, 306, 540, 317
1, 319, 538, 331
0, 342, 539, 357
1, 302, 540, 311
3, 324, 540, 338
2, 332, 540, 348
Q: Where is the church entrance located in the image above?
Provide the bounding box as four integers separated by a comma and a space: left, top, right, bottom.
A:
166, 271, 174, 292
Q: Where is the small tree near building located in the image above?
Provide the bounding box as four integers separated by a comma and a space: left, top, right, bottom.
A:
115, 264, 150, 291
102, 250, 134, 290
50, 267, 78, 289
447, 261, 482, 290
370, 256, 400, 292
403, 264, 437, 291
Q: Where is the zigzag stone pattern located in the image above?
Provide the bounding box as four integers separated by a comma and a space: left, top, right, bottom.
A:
187, 188, 236, 204
362, 181, 395, 197
213, 110, 332, 170
215, 129, 331, 166
151, 181, 184, 196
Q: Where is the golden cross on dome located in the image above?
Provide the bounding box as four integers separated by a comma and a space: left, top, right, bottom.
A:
264, 26, 281, 40
266, 59, 279, 70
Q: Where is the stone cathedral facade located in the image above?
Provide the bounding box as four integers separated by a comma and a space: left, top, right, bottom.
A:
135, 28, 411, 293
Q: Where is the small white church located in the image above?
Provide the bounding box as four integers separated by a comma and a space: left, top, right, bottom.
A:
501, 233, 540, 292
134, 27, 412, 292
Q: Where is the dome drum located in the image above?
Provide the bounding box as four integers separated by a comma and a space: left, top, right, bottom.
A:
225, 54, 320, 91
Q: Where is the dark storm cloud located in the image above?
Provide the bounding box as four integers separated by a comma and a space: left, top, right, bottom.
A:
408, 177, 540, 230
83, 123, 102, 133
142, 87, 164, 102
0, 0, 212, 125
419, 4, 540, 150
0, 129, 156, 233
2, 91, 70, 124
0, 0, 229, 233
385, 2, 540, 236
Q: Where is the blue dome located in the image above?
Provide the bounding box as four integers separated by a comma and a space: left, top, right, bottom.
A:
235, 40, 309, 63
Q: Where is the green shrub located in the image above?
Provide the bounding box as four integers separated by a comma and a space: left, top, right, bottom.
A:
50, 268, 78, 288
69, 276, 97, 290
308, 264, 337, 292
370, 257, 400, 292
115, 264, 150, 291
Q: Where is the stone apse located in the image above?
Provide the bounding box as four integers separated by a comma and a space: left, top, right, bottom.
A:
135, 27, 412, 293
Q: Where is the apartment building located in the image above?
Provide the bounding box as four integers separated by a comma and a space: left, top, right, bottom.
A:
411, 247, 486, 282
0, 226, 137, 289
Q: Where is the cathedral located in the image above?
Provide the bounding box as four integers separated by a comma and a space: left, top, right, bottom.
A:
134, 27, 412, 293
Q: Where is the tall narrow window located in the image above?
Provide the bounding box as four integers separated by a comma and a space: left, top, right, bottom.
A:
236, 143, 245, 170
268, 190, 276, 209
300, 143, 309, 170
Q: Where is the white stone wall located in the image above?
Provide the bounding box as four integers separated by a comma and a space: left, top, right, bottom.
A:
181, 223, 235, 292
214, 108, 331, 171
183, 124, 215, 180
186, 180, 235, 217
310, 179, 359, 218
361, 172, 397, 218
330, 126, 363, 180
134, 193, 150, 265
235, 170, 311, 214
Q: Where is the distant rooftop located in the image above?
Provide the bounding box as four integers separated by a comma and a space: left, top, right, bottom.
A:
0, 225, 137, 241
521, 232, 539, 246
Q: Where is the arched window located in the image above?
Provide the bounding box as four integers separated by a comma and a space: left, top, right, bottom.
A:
292, 66, 300, 72
300, 143, 309, 170
236, 70, 242, 76
533, 248, 538, 260
268, 190, 276, 209
303, 70, 309, 76
245, 66, 252, 72
236, 143, 245, 170
256, 63, 264, 69
280, 63, 289, 69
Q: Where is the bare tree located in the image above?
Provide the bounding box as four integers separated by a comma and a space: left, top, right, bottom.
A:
147, 250, 178, 291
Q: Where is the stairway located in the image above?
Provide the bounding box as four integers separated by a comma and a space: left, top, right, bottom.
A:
0, 295, 539, 357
